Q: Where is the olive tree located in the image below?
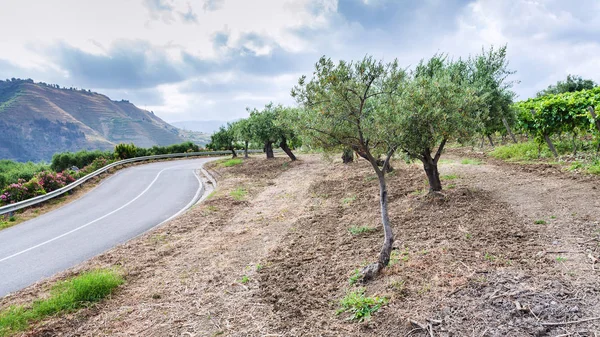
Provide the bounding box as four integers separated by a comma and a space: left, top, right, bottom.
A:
248, 103, 298, 161
469, 46, 518, 145
208, 123, 237, 158
291, 56, 407, 280
233, 118, 252, 158
395, 55, 481, 193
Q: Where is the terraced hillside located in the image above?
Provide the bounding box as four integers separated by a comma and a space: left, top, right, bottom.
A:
0, 79, 206, 162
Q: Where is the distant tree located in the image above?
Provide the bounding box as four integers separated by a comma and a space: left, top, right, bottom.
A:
232, 118, 253, 158
208, 123, 237, 158
468, 45, 518, 145
537, 74, 597, 97
291, 55, 407, 280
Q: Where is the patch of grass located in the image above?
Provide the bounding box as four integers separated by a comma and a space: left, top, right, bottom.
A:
341, 195, 357, 205
490, 141, 548, 161
230, 187, 247, 201
447, 183, 456, 189
221, 158, 243, 167
255, 264, 263, 272
348, 269, 361, 285
437, 158, 455, 164
239, 275, 250, 284
389, 249, 409, 265
556, 256, 567, 263
484, 252, 496, 262
8, 216, 15, 222
588, 159, 600, 175
0, 269, 123, 336
534, 219, 547, 225
460, 158, 482, 165
336, 288, 388, 322
441, 174, 458, 180
348, 225, 374, 235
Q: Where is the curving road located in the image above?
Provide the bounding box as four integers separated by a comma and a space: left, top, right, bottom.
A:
0, 158, 215, 297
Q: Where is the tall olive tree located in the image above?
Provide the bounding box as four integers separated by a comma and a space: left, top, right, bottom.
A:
291, 56, 407, 280
395, 55, 481, 193
208, 123, 237, 158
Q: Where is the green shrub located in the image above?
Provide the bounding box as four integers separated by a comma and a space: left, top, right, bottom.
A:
51, 150, 112, 172
0, 269, 123, 336
0, 160, 49, 190
336, 288, 388, 322
114, 143, 138, 160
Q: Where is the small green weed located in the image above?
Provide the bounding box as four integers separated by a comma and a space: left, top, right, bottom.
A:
484, 252, 496, 262
348, 225, 374, 235
556, 256, 566, 263
550, 215, 556, 219
460, 158, 482, 165
8, 216, 15, 222
534, 219, 547, 225
441, 174, 458, 180
447, 183, 456, 189
222, 158, 243, 167
336, 288, 387, 322
389, 249, 409, 265
341, 195, 357, 205
256, 264, 263, 271
348, 269, 361, 285
0, 269, 123, 336
230, 187, 247, 201
465, 233, 473, 240
239, 275, 250, 284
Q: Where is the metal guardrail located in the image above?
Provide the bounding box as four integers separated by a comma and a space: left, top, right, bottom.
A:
0, 150, 261, 216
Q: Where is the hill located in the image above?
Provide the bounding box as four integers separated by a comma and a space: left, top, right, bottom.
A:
0, 79, 209, 162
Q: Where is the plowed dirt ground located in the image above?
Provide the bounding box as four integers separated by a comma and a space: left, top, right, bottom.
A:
2, 151, 599, 337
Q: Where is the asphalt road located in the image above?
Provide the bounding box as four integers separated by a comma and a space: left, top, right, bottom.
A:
0, 158, 214, 297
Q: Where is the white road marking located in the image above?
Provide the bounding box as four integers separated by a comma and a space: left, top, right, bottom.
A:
0, 167, 171, 263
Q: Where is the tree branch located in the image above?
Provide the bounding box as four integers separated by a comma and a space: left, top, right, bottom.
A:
433, 138, 447, 164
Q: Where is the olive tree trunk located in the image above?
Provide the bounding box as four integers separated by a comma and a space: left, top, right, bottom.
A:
487, 134, 495, 147
244, 141, 249, 158
420, 139, 446, 193
230, 147, 237, 158
342, 148, 354, 163
279, 136, 297, 161
361, 154, 395, 282
265, 141, 274, 159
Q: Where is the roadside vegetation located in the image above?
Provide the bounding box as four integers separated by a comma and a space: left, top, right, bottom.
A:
0, 269, 123, 336
0, 142, 203, 207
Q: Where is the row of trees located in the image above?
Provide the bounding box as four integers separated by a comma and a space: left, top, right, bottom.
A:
208, 46, 519, 279
210, 47, 598, 280
207, 103, 299, 161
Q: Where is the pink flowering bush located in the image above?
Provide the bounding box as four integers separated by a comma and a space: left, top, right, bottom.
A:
1, 180, 29, 204
36, 171, 73, 192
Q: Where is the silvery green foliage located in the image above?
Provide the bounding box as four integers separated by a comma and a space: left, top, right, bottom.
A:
291, 55, 407, 162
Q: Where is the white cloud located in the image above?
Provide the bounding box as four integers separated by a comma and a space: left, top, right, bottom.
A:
0, 0, 599, 122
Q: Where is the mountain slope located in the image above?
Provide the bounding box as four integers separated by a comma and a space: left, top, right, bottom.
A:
0, 79, 194, 162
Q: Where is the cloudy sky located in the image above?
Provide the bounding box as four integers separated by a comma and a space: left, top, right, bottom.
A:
1, 0, 599, 123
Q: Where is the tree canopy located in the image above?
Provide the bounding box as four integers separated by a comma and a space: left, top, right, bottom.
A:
537, 74, 597, 97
